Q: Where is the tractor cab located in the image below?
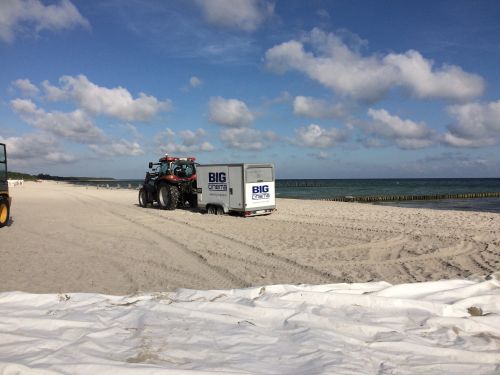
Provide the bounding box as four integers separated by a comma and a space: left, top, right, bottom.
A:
0, 143, 10, 227
157, 156, 197, 180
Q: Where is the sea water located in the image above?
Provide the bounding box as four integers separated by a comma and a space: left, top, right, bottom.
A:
276, 178, 500, 214
72, 178, 500, 214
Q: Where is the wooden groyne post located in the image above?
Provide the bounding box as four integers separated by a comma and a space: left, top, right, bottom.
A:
317, 191, 500, 202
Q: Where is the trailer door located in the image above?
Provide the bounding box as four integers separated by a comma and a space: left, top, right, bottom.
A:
244, 165, 275, 209
228, 166, 243, 210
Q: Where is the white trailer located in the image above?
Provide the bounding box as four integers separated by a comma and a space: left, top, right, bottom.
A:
197, 163, 275, 216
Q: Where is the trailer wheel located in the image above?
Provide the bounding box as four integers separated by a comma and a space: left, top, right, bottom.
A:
0, 198, 10, 228
216, 206, 224, 215
138, 188, 149, 208
207, 205, 216, 215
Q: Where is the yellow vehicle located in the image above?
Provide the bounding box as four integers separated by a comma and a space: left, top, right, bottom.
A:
0, 143, 10, 227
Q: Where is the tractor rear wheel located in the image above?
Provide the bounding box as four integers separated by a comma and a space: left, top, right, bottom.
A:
157, 184, 179, 210
138, 188, 148, 208
167, 185, 179, 210
157, 184, 170, 210
0, 198, 10, 228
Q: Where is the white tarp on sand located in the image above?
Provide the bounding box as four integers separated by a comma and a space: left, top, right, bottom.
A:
1, 276, 499, 375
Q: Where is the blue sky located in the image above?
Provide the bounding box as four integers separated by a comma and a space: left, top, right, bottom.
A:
1, 0, 500, 179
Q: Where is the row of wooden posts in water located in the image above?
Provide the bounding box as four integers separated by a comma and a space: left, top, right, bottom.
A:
317, 191, 500, 202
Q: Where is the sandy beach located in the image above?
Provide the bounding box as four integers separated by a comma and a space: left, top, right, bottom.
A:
1, 181, 499, 294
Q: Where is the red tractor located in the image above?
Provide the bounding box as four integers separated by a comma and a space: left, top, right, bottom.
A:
139, 155, 198, 210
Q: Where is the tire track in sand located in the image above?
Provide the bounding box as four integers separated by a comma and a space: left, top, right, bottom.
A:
64, 190, 247, 289
81, 192, 337, 285
134, 209, 338, 284
68, 188, 499, 286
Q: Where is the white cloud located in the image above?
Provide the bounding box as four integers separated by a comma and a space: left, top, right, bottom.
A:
123, 124, 142, 140
441, 132, 495, 148
442, 100, 500, 147
308, 151, 329, 160
207, 95, 276, 150
367, 108, 434, 149
367, 108, 431, 139
293, 96, 347, 119
292, 124, 349, 148
41, 80, 67, 101
177, 129, 204, 147
156, 128, 215, 154
11, 98, 106, 144
316, 9, 330, 19
195, 0, 274, 32
267, 91, 291, 105
220, 127, 276, 150
164, 141, 215, 154
0, 133, 76, 164
411, 152, 497, 177
362, 137, 384, 148
189, 76, 202, 88
265, 28, 484, 102
208, 96, 254, 127
89, 139, 144, 158
383, 51, 484, 100
394, 138, 434, 150
12, 79, 39, 96
42, 75, 172, 121
0, 0, 90, 43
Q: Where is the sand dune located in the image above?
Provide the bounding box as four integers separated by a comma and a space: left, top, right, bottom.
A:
0, 181, 499, 294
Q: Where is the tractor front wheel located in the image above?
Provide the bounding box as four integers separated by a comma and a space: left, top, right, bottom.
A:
0, 198, 10, 228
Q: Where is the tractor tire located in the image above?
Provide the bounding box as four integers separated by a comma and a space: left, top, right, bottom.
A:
157, 184, 179, 210
138, 188, 148, 208
157, 183, 170, 210
167, 185, 179, 210
0, 198, 10, 228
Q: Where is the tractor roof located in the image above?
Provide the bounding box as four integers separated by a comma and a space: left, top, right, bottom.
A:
159, 156, 196, 163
